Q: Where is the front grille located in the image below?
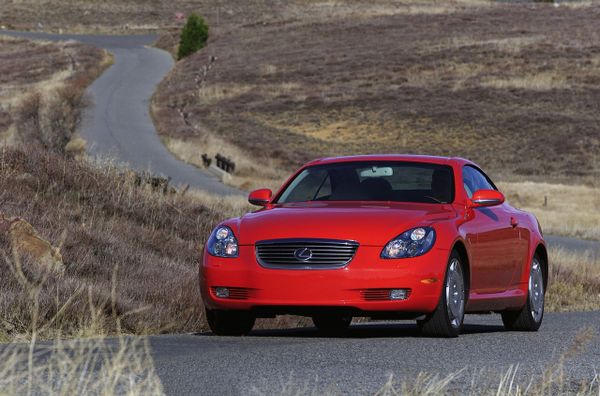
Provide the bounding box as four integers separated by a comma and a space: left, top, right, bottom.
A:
255, 239, 359, 269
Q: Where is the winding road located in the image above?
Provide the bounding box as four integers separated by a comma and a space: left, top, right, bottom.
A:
1, 30, 239, 195
1, 30, 599, 395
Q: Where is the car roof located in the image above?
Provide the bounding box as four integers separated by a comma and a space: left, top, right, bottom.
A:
305, 154, 476, 167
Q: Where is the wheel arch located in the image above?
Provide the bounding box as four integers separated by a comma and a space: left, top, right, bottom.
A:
534, 244, 549, 290
451, 240, 471, 298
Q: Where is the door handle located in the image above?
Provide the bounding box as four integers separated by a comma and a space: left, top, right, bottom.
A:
510, 217, 518, 228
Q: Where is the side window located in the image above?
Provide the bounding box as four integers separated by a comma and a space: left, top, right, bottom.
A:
462, 166, 496, 198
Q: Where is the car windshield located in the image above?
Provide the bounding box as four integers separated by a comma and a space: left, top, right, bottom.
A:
276, 161, 455, 204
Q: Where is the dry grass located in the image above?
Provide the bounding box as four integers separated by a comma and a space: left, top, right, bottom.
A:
0, 35, 110, 148
161, 135, 287, 191
152, 1, 600, 189
0, 146, 232, 339
0, 0, 495, 34
0, 240, 163, 394
547, 247, 600, 313
481, 72, 570, 91
0, 336, 163, 394
499, 181, 600, 240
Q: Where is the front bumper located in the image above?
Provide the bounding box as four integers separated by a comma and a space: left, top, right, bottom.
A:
200, 245, 449, 315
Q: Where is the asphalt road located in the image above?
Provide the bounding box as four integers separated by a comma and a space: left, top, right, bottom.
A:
137, 235, 600, 395
1, 30, 239, 195
546, 235, 600, 259
152, 311, 600, 395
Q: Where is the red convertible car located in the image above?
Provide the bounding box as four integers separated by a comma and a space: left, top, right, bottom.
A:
200, 155, 547, 337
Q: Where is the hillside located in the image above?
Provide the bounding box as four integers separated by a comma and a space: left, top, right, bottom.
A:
0, 35, 107, 143
0, 0, 304, 34
152, 1, 600, 189
0, 146, 242, 339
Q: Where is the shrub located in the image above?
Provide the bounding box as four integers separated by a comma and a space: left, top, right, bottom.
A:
177, 14, 209, 60
13, 83, 87, 156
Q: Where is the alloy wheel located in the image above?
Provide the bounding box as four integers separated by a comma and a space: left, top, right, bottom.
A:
446, 258, 465, 328
529, 258, 544, 323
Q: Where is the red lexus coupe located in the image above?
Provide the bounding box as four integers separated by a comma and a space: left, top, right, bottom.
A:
200, 155, 547, 337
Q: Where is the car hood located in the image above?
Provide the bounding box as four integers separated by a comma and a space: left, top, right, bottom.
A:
232, 202, 457, 246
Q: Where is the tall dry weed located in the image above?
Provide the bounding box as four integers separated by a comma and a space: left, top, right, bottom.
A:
0, 246, 164, 395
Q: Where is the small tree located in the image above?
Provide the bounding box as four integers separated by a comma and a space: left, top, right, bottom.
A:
177, 14, 209, 60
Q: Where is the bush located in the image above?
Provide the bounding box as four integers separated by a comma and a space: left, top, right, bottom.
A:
177, 14, 209, 60
14, 82, 87, 156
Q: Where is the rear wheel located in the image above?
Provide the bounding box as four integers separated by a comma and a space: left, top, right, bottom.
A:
501, 255, 545, 331
419, 250, 465, 338
312, 314, 352, 335
206, 308, 255, 336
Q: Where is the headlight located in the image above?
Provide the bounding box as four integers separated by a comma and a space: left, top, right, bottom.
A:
381, 227, 436, 259
207, 226, 239, 258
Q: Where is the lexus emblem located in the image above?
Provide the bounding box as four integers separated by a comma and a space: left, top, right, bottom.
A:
294, 247, 313, 261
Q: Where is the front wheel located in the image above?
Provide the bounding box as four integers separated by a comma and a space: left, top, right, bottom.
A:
312, 314, 352, 335
419, 250, 466, 338
501, 255, 545, 331
206, 308, 255, 336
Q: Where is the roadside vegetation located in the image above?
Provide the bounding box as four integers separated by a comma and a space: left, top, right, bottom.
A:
177, 14, 208, 60
0, 35, 111, 154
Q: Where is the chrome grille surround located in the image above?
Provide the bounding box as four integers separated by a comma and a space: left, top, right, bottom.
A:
255, 238, 359, 270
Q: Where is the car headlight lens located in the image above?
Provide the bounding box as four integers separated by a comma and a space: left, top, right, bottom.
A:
207, 226, 239, 258
381, 227, 436, 259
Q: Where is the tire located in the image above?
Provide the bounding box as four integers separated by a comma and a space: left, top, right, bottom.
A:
419, 250, 466, 338
312, 314, 352, 335
205, 308, 255, 336
501, 255, 545, 331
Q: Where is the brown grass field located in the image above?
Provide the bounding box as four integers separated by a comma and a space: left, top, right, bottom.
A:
148, 1, 600, 192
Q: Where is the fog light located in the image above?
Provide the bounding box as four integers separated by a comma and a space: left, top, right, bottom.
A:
214, 287, 229, 298
389, 289, 410, 300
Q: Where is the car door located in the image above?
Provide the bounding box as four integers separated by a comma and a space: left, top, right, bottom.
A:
462, 166, 521, 293
502, 206, 532, 288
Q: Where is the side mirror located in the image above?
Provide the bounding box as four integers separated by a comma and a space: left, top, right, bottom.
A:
469, 189, 505, 208
248, 188, 272, 207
